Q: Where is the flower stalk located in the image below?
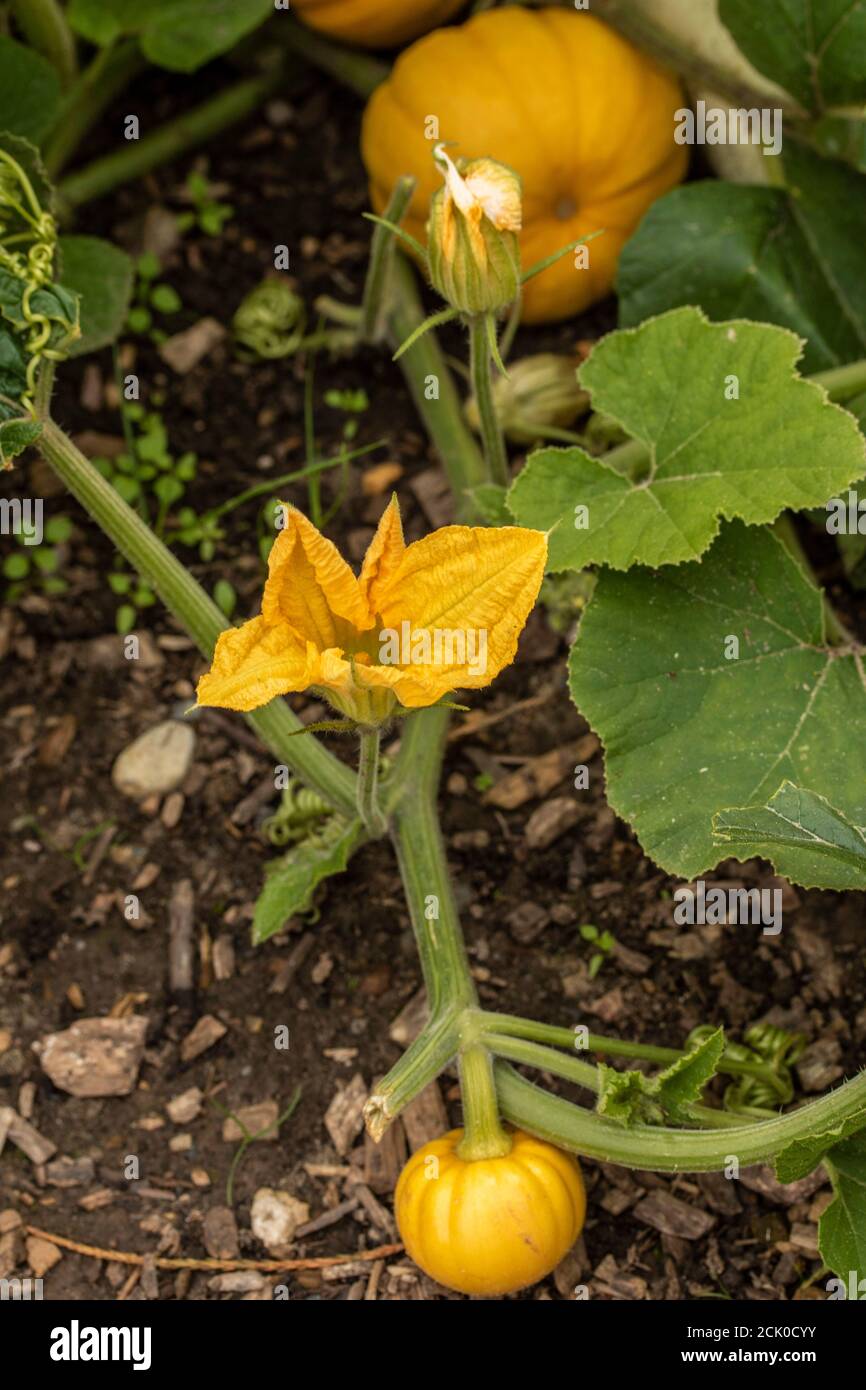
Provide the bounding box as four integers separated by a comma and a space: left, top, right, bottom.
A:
468, 313, 509, 486
457, 1044, 513, 1159
356, 727, 387, 838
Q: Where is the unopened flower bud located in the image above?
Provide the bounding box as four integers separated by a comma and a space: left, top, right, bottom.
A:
466, 353, 589, 444
427, 145, 521, 315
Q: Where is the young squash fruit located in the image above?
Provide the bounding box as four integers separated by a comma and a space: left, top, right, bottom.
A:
361, 6, 688, 322
395, 1128, 586, 1296
291, 0, 465, 50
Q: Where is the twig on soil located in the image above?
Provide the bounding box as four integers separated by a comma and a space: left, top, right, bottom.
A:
24, 1225, 402, 1272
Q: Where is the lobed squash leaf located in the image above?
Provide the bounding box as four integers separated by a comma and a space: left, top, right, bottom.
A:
619, 143, 866, 372
0, 37, 61, 144
719, 0, 866, 112
713, 783, 866, 892
508, 307, 866, 571
597, 1028, 725, 1126
568, 522, 866, 883
776, 1113, 866, 1186
68, 0, 273, 71
819, 1133, 866, 1286
58, 235, 134, 356
251, 818, 365, 946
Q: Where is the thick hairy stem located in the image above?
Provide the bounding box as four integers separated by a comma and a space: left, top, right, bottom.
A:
496, 1063, 866, 1172
38, 416, 357, 816
389, 708, 476, 1016
364, 1010, 462, 1139
387, 258, 488, 520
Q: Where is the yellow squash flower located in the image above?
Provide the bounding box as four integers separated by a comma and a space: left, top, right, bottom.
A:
196, 496, 547, 726
428, 144, 522, 315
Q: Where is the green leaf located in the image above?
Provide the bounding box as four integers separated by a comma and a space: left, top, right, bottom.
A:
654, 1028, 726, 1122
3, 551, 29, 580
618, 144, 866, 373
69, 0, 272, 69
508, 308, 866, 571
67, 0, 164, 45
252, 819, 365, 946
466, 483, 511, 526
0, 38, 61, 143
596, 1028, 725, 1125
820, 1133, 866, 1284
569, 521, 866, 881
714, 783, 866, 892
58, 236, 134, 356
776, 1113, 866, 1186
142, 0, 274, 71
719, 0, 866, 112
0, 416, 41, 466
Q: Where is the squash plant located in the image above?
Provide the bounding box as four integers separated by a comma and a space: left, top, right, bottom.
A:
5, 1, 866, 1299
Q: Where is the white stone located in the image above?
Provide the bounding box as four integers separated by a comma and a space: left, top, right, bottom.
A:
112, 720, 195, 799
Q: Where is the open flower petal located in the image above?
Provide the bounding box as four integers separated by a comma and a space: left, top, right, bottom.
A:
262, 504, 371, 645
359, 494, 405, 613
196, 617, 316, 712
376, 524, 547, 687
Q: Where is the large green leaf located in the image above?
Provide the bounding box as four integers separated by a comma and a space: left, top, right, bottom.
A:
569, 522, 866, 882
58, 235, 134, 356
252, 819, 365, 946
508, 308, 866, 571
719, 0, 866, 112
820, 1133, 866, 1285
68, 0, 273, 70
0, 38, 61, 144
619, 143, 866, 373
714, 783, 866, 891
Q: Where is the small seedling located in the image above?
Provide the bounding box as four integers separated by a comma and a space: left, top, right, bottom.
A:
126, 252, 183, 341
176, 170, 234, 238
2, 514, 73, 599
579, 923, 615, 979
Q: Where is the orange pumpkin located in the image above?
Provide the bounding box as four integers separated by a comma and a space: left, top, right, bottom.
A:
361, 7, 688, 322
292, 0, 465, 50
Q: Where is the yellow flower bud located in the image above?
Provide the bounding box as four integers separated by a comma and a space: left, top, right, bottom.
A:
466, 353, 589, 444
427, 145, 521, 315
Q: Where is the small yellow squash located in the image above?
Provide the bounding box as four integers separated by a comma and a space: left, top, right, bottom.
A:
362, 7, 688, 322
395, 1127, 586, 1296
292, 0, 465, 50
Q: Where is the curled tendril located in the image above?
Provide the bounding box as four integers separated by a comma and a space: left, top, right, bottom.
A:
232, 279, 307, 359
0, 149, 78, 415
689, 1021, 807, 1114
262, 778, 334, 847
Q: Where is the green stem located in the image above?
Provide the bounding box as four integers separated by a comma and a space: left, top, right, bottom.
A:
59, 66, 283, 208
276, 15, 387, 99
457, 1044, 512, 1159
38, 415, 358, 816
389, 708, 476, 1015
10, 0, 78, 88
43, 40, 145, 178
387, 257, 487, 521
361, 175, 415, 344
810, 359, 866, 402
497, 1062, 866, 1172
484, 1032, 763, 1129
364, 1009, 462, 1140
468, 313, 509, 487
480, 1011, 784, 1090
357, 727, 387, 837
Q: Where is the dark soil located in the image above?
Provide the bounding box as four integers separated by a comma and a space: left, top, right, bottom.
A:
1, 59, 864, 1303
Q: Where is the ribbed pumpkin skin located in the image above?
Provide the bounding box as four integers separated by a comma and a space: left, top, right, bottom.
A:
395, 1127, 586, 1296
293, 0, 464, 49
362, 7, 688, 322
